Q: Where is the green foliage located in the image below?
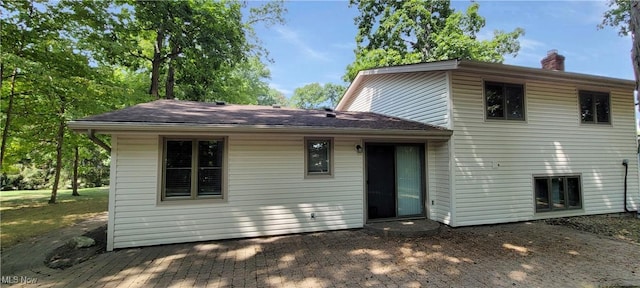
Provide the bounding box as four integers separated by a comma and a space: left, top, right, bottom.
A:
177, 56, 271, 104
82, 0, 285, 102
601, 0, 640, 89
257, 88, 289, 106
1, 0, 150, 200
601, 0, 634, 35
290, 83, 347, 109
0, 0, 284, 201
1, 164, 54, 191
345, 0, 524, 81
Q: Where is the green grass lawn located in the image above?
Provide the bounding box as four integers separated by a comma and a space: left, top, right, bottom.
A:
0, 187, 109, 249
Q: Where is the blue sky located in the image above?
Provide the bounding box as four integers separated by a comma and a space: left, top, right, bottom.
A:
251, 1, 634, 97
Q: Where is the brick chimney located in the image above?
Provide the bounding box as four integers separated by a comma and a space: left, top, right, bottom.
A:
541, 49, 565, 71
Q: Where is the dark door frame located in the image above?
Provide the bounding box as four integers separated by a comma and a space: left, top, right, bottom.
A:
364, 142, 426, 222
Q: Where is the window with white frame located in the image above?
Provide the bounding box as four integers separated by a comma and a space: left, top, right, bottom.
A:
162, 138, 225, 200
305, 138, 333, 177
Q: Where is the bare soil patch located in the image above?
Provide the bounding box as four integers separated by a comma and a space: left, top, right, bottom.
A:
543, 212, 640, 244
44, 224, 107, 269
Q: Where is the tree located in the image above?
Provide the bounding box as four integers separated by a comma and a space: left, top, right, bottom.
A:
1, 0, 150, 203
125, 1, 247, 99
176, 56, 271, 104
257, 88, 288, 106
290, 83, 347, 109
345, 0, 524, 81
601, 0, 640, 90
1, 0, 60, 170
82, 0, 285, 102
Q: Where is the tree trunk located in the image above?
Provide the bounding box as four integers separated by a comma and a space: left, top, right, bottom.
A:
165, 63, 175, 99
149, 30, 164, 98
48, 104, 66, 204
0, 63, 4, 91
0, 68, 18, 171
165, 45, 179, 99
630, 1, 640, 91
72, 145, 80, 196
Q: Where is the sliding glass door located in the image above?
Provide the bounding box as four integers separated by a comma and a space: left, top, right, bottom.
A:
366, 144, 424, 220
396, 146, 423, 216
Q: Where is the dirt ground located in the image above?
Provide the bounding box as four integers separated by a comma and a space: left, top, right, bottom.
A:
44, 225, 108, 269
544, 212, 640, 244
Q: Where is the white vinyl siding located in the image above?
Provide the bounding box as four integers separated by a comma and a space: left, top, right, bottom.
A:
428, 140, 452, 224
110, 135, 364, 249
341, 71, 451, 128
450, 71, 639, 226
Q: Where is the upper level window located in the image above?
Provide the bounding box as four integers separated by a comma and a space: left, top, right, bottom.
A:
305, 138, 333, 177
162, 138, 225, 200
485, 81, 525, 121
579, 91, 610, 124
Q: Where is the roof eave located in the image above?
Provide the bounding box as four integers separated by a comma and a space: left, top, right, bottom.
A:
337, 60, 635, 111
458, 60, 636, 89
335, 71, 365, 111
68, 121, 453, 138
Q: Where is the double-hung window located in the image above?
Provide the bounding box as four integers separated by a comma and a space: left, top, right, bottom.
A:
485, 81, 525, 121
162, 138, 225, 200
305, 138, 333, 177
579, 90, 610, 124
534, 175, 582, 212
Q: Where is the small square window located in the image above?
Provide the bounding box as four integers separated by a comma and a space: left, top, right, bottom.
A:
485, 82, 525, 121
534, 175, 582, 212
579, 91, 610, 124
305, 138, 333, 177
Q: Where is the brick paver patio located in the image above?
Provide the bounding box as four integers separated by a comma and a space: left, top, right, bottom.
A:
5, 221, 640, 287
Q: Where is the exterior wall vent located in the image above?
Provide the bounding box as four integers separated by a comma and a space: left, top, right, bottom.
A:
326, 113, 336, 118
272, 104, 281, 109
215, 101, 226, 105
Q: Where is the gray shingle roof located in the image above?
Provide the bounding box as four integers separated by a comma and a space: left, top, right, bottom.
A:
75, 100, 449, 132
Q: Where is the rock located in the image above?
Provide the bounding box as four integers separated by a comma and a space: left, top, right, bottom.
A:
69, 236, 95, 248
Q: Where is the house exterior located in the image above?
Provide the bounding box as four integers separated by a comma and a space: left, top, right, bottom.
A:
68, 101, 451, 251
336, 52, 639, 226
70, 53, 639, 251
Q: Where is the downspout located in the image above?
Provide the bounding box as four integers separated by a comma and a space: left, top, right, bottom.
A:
87, 129, 111, 153
622, 159, 637, 213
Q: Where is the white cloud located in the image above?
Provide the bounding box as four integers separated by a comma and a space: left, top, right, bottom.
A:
331, 42, 356, 50
519, 37, 545, 51
322, 71, 347, 83
268, 83, 293, 97
545, 1, 608, 26
582, 0, 610, 25
276, 27, 330, 62
510, 37, 547, 66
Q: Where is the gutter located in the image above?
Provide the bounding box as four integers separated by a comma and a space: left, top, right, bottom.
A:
86, 129, 111, 153
337, 59, 635, 111
67, 121, 453, 138
457, 60, 636, 89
